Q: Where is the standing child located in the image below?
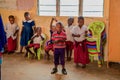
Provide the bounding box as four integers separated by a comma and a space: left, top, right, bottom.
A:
20, 12, 36, 53
51, 22, 67, 75
5, 15, 19, 53
45, 17, 57, 60
25, 27, 45, 57
65, 17, 74, 61
72, 16, 89, 68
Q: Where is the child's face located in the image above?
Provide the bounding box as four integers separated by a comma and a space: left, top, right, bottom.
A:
37, 29, 41, 35
25, 15, 30, 20
9, 18, 15, 24
52, 26, 56, 32
56, 23, 62, 32
78, 19, 84, 27
68, 19, 74, 26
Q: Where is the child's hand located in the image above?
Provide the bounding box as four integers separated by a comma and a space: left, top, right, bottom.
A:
13, 33, 16, 36
72, 34, 80, 37
52, 17, 57, 22
35, 34, 39, 37
54, 40, 58, 43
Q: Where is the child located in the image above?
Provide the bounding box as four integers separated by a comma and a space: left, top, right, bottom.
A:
25, 27, 45, 57
20, 12, 36, 53
65, 17, 74, 61
4, 15, 19, 53
51, 22, 67, 75
72, 16, 89, 68
45, 17, 57, 60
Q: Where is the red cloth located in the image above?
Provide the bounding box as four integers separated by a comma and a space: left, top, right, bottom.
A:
65, 41, 74, 50
7, 37, 17, 52
45, 44, 53, 51
74, 40, 90, 65
28, 44, 40, 49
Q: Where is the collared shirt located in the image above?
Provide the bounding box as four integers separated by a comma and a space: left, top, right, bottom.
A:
65, 25, 74, 42
5, 22, 19, 40
71, 25, 87, 42
52, 31, 66, 48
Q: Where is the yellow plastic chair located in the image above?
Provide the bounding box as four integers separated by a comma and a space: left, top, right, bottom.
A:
86, 21, 106, 67
28, 34, 47, 60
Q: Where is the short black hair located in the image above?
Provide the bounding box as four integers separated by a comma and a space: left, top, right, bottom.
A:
24, 12, 29, 17
78, 16, 84, 21
68, 17, 74, 21
8, 15, 15, 19
56, 21, 64, 28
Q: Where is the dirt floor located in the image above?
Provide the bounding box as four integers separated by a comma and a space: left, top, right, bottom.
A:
1, 53, 120, 80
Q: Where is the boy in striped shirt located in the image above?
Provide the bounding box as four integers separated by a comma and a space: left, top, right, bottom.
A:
51, 22, 67, 75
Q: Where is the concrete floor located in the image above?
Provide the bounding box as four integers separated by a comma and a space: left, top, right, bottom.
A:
1, 53, 120, 80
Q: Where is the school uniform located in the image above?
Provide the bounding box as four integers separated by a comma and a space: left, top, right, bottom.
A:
65, 25, 74, 50
20, 20, 35, 46
52, 31, 66, 65
72, 25, 89, 65
28, 33, 45, 49
5, 22, 19, 52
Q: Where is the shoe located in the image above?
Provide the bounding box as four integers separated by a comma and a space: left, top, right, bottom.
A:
62, 68, 67, 75
51, 68, 58, 74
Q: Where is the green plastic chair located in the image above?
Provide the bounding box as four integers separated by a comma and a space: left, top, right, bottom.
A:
86, 21, 105, 67
28, 33, 47, 60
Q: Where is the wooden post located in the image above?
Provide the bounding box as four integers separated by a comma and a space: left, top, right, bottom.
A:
56, 0, 60, 16
79, 0, 83, 16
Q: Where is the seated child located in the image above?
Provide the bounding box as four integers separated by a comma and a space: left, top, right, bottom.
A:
25, 27, 45, 58
45, 17, 57, 60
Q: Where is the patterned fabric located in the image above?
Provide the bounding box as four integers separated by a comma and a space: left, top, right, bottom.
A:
87, 29, 106, 54
52, 31, 66, 48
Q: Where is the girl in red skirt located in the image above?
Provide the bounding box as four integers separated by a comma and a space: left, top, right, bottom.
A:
65, 17, 74, 61
4, 15, 19, 53
72, 16, 89, 68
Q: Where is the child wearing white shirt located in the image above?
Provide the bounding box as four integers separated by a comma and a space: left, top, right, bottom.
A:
5, 15, 19, 53
25, 27, 45, 57
65, 17, 74, 61
72, 16, 89, 68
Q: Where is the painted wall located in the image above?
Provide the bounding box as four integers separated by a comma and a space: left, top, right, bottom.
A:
108, 0, 120, 62
0, 0, 109, 60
